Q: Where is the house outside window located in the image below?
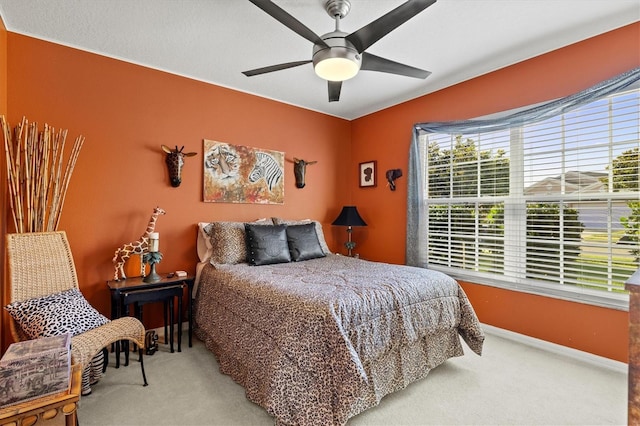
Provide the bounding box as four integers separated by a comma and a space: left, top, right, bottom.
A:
415, 87, 639, 308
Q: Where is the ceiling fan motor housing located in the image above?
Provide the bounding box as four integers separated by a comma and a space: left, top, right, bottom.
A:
324, 0, 351, 19
312, 31, 362, 81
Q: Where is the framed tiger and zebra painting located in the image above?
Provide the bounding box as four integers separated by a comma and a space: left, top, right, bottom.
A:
203, 140, 284, 204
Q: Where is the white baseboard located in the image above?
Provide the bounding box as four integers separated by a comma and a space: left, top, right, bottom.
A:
482, 323, 628, 374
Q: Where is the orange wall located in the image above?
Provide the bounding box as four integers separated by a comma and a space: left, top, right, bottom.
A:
351, 22, 640, 362
3, 34, 351, 350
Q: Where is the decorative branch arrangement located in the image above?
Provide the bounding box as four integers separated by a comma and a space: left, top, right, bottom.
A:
2, 116, 84, 233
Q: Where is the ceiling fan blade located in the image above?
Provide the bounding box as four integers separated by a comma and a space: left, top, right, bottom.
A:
248, 0, 328, 48
328, 81, 342, 102
346, 0, 437, 53
242, 60, 312, 77
361, 52, 431, 79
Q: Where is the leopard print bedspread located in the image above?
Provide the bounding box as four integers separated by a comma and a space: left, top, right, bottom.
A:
194, 254, 484, 426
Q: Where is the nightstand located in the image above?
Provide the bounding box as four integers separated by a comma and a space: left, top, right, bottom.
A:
107, 274, 196, 355
122, 284, 184, 352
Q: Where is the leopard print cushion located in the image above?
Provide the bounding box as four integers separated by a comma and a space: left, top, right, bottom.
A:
206, 219, 274, 264
5, 288, 110, 339
207, 221, 247, 264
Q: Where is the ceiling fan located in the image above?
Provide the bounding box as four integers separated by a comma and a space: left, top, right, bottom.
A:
242, 0, 436, 102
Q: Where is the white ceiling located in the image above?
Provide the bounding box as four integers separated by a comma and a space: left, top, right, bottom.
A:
0, 0, 638, 120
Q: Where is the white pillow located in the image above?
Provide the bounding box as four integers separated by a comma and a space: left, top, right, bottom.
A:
197, 222, 214, 262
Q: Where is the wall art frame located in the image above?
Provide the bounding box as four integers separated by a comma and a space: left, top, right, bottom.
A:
203, 139, 284, 204
359, 160, 377, 188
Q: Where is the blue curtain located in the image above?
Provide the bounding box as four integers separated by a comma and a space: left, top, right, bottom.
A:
406, 67, 640, 267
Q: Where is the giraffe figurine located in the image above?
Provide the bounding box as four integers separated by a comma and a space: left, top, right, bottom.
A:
112, 206, 166, 281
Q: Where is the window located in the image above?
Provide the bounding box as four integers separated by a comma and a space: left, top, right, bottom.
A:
415, 87, 639, 307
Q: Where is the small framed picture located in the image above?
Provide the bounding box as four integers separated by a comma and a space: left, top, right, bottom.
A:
359, 161, 377, 188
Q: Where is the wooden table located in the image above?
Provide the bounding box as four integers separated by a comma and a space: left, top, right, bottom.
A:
107, 274, 196, 348
0, 364, 81, 426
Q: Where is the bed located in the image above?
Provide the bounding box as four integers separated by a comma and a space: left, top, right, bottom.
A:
193, 219, 484, 426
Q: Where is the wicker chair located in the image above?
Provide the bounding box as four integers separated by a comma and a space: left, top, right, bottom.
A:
6, 231, 148, 394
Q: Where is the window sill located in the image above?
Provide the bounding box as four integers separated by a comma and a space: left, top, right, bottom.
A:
431, 267, 630, 312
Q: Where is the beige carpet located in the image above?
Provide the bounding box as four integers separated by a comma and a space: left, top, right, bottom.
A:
77, 328, 627, 425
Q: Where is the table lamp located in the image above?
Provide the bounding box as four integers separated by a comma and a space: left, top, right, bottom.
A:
332, 206, 367, 256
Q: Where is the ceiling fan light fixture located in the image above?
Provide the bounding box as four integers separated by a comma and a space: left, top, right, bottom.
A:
312, 33, 361, 82
314, 55, 360, 82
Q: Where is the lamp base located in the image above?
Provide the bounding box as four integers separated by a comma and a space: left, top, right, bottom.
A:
344, 226, 356, 256
143, 263, 161, 282
344, 242, 356, 257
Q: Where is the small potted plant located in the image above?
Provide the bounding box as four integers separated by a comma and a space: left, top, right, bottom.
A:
142, 251, 163, 282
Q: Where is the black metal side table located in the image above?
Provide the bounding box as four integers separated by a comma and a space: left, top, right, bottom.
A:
107, 274, 196, 356
122, 284, 185, 352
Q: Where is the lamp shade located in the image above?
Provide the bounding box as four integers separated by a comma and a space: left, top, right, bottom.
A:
332, 206, 367, 227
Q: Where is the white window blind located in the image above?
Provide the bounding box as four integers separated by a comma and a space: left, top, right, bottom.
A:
420, 88, 639, 299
